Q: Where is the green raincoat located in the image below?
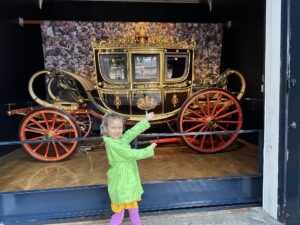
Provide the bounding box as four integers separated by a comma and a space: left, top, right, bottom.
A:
103, 118, 154, 204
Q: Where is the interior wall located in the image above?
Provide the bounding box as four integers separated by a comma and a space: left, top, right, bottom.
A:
221, 17, 265, 99
0, 20, 44, 155
221, 14, 265, 144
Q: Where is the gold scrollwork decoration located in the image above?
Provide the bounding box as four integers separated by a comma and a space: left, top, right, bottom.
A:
134, 84, 159, 89
114, 96, 122, 109
92, 37, 195, 50
164, 82, 188, 88
91, 23, 195, 50
171, 94, 179, 107
133, 90, 159, 95
103, 83, 127, 89
137, 96, 158, 111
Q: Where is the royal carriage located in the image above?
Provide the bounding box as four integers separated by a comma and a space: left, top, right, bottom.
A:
9, 24, 246, 162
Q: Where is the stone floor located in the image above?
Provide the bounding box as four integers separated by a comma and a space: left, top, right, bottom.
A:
38, 207, 282, 225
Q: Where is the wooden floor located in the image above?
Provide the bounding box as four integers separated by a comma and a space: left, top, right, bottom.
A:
0, 140, 259, 193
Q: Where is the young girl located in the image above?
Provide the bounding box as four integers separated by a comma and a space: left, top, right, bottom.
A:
101, 112, 157, 225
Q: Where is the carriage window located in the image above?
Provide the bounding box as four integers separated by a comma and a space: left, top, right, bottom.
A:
132, 54, 159, 81
165, 55, 188, 80
100, 54, 127, 81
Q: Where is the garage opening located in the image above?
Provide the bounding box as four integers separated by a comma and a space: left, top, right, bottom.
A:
0, 0, 265, 221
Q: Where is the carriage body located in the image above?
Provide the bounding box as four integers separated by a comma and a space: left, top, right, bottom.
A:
92, 35, 195, 122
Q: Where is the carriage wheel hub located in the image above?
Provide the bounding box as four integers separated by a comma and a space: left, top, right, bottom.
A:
205, 117, 218, 129
43, 131, 56, 140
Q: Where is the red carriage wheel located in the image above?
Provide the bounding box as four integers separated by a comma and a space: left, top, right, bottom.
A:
19, 108, 81, 162
73, 113, 93, 137
178, 89, 243, 153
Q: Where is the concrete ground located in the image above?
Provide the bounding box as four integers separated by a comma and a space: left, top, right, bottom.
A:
47, 207, 282, 225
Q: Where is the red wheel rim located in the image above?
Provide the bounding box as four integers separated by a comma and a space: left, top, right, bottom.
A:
20, 109, 80, 162
73, 113, 93, 137
179, 89, 243, 153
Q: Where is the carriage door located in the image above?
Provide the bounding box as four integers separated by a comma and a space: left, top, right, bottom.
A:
130, 52, 163, 115
280, 0, 300, 223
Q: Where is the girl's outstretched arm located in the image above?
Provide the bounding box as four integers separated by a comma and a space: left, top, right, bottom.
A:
122, 112, 155, 143
105, 140, 156, 160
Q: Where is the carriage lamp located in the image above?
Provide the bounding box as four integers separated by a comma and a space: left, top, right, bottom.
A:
6, 103, 16, 116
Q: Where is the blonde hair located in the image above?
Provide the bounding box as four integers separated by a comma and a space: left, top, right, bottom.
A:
100, 113, 125, 135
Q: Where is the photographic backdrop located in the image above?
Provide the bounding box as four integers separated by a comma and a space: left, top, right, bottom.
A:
41, 21, 223, 83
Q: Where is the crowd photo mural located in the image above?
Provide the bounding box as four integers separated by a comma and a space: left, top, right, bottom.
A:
40, 21, 223, 84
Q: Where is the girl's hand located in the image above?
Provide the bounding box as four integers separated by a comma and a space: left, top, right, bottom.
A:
151, 142, 157, 149
145, 112, 154, 120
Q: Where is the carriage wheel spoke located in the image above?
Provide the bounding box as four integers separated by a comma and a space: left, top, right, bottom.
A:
215, 109, 239, 120
206, 94, 211, 115
211, 93, 221, 115
186, 108, 205, 120
56, 135, 75, 144
218, 120, 240, 124
55, 120, 68, 131
182, 119, 204, 123
200, 127, 209, 150
216, 132, 226, 144
73, 114, 92, 138
184, 123, 204, 133
31, 118, 46, 131
44, 143, 50, 157
33, 143, 44, 152
56, 134, 69, 139
214, 100, 232, 117
80, 130, 86, 136
190, 125, 206, 144
76, 117, 85, 122
41, 113, 50, 130
52, 142, 60, 158
28, 136, 44, 140
24, 128, 44, 134
196, 100, 207, 116
217, 124, 231, 133
57, 129, 76, 135
51, 113, 57, 129
58, 142, 69, 152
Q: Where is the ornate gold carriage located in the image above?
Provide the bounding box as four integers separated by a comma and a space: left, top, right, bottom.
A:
10, 24, 246, 162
